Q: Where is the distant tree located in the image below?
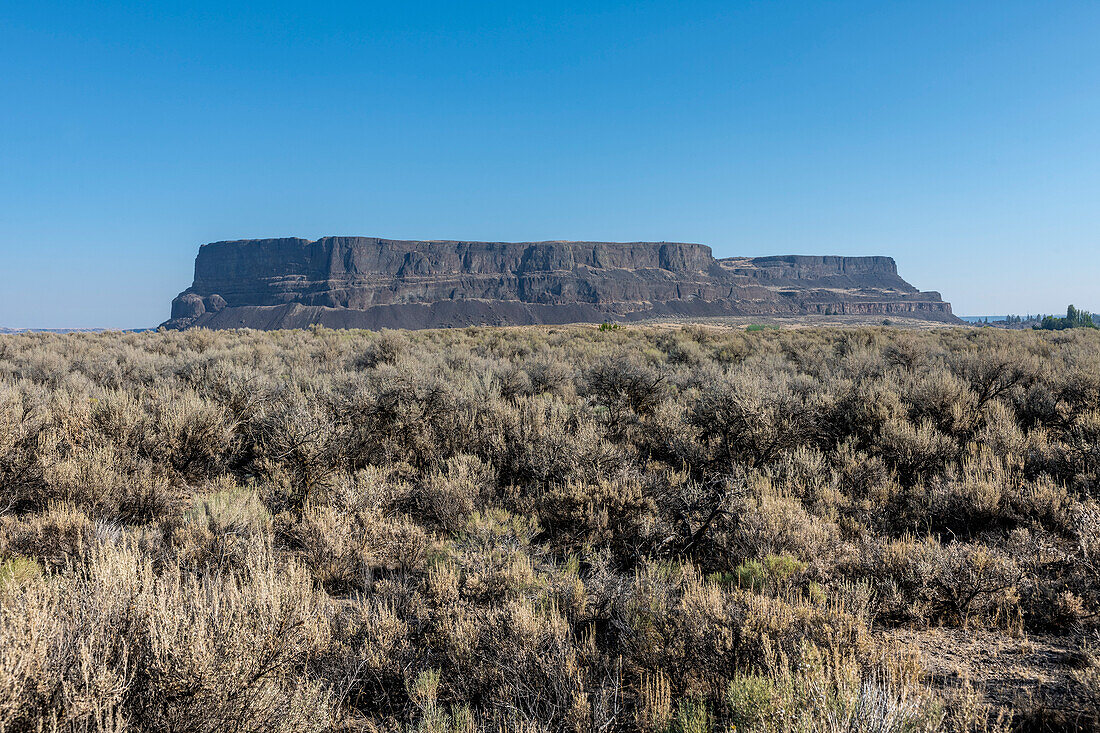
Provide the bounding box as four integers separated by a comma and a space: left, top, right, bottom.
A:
1036, 305, 1097, 330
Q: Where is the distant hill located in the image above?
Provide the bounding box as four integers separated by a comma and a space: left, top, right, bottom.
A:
163, 237, 957, 330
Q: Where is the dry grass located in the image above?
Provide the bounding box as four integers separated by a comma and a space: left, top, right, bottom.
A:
1, 324, 1099, 731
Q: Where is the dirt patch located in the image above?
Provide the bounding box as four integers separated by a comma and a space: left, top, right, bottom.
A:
880, 627, 1097, 730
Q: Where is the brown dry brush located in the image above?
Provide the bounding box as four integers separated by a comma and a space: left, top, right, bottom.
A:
0, 325, 1099, 731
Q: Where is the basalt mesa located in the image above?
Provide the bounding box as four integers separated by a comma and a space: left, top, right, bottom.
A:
163, 237, 955, 330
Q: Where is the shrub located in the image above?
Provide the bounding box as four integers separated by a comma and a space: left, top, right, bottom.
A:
732, 554, 806, 592
584, 355, 666, 423
691, 367, 816, 467
725, 673, 780, 730
670, 697, 709, 733
724, 642, 945, 733
0, 325, 1097, 729
42, 445, 176, 523
0, 555, 41, 590
404, 454, 493, 534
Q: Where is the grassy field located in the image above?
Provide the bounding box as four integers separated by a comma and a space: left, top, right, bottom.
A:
1, 324, 1099, 732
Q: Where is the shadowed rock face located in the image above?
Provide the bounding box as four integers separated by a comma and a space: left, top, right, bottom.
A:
164, 237, 955, 330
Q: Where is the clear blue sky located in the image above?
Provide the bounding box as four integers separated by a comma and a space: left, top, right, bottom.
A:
1, 1, 1097, 327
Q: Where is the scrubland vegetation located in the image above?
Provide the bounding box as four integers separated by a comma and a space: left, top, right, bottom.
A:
2, 324, 1100, 732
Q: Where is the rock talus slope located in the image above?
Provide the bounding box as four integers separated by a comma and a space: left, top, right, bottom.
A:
163, 237, 956, 330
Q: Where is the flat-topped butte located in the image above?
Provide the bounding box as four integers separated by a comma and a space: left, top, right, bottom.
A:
164, 237, 954, 330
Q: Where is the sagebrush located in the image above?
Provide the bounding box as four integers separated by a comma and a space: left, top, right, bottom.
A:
2, 324, 1099, 731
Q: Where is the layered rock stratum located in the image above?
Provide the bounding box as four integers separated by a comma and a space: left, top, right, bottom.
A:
163, 237, 956, 330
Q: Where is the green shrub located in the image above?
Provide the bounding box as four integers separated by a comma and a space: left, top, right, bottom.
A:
669, 698, 709, 733
0, 555, 41, 590
726, 674, 780, 730
733, 554, 807, 591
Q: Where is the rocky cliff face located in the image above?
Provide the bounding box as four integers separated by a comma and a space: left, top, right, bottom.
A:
164, 237, 955, 330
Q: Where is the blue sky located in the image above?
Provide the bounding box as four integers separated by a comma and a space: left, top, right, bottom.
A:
1, 1, 1097, 327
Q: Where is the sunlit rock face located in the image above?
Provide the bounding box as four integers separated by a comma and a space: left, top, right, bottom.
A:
163, 237, 954, 330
